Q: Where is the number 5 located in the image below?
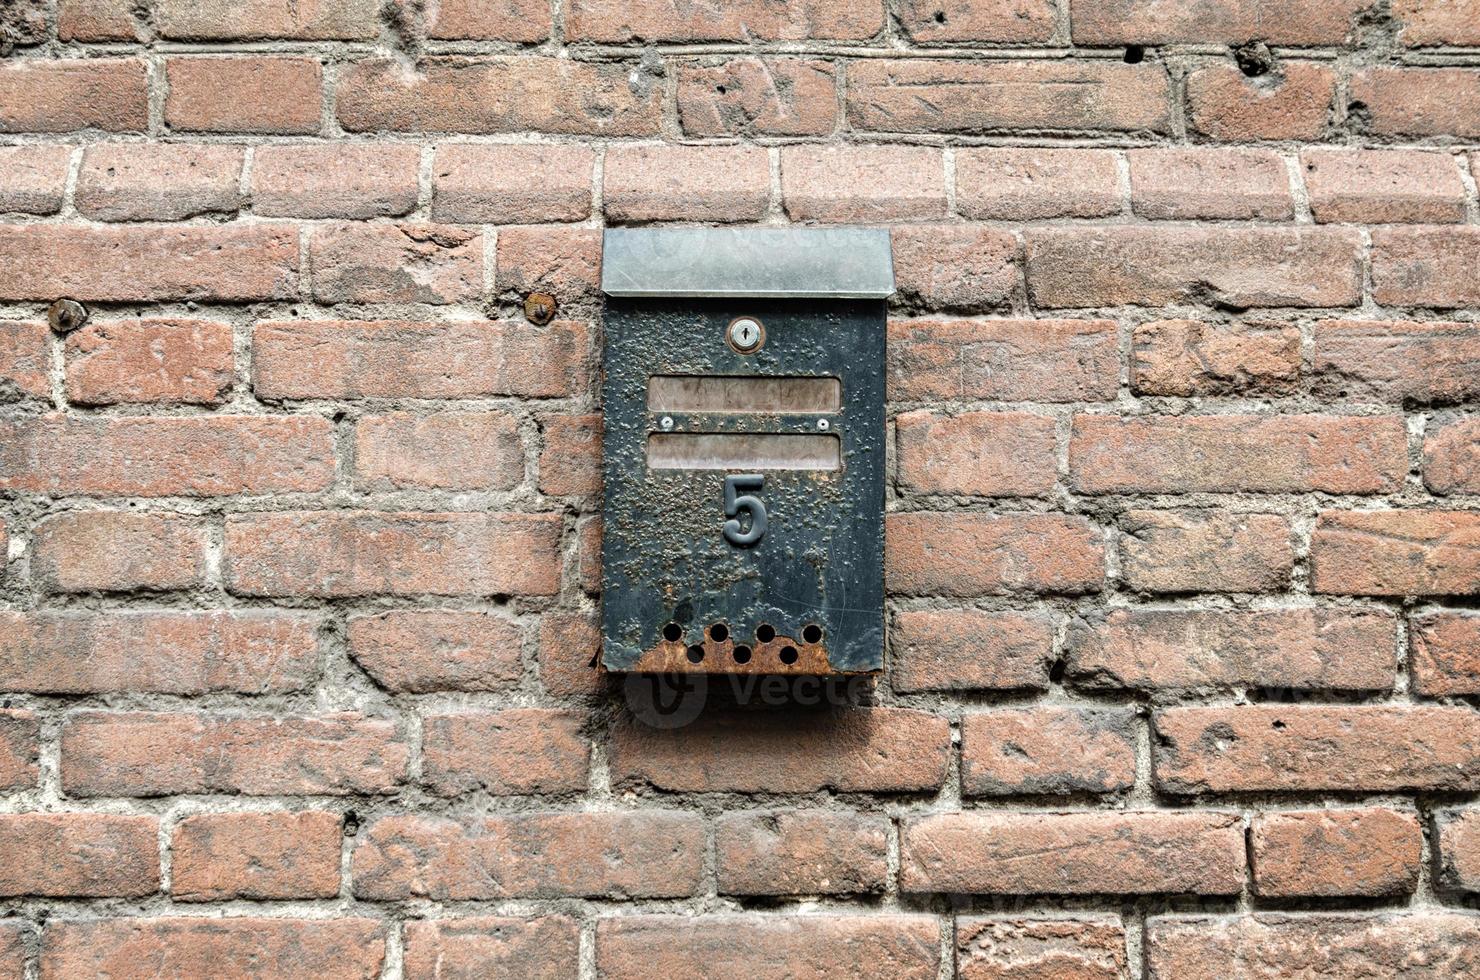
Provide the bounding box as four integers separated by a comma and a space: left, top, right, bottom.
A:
723, 474, 766, 547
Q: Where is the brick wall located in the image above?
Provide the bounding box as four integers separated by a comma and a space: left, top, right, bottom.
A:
2, 0, 1480, 977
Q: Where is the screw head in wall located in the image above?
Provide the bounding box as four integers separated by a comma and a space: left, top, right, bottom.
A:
524, 292, 557, 325
47, 298, 88, 335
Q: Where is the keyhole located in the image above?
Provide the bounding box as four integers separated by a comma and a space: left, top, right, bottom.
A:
727, 317, 764, 353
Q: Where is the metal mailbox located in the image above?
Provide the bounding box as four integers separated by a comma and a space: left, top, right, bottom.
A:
599, 227, 894, 675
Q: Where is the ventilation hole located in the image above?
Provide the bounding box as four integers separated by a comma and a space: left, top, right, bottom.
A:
1123, 45, 1145, 64
779, 646, 799, 665
662, 622, 683, 643
801, 624, 823, 644
732, 645, 753, 664
686, 645, 705, 664
709, 623, 729, 643
756, 624, 776, 643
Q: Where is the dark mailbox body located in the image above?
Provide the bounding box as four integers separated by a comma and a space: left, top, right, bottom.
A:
599, 227, 894, 675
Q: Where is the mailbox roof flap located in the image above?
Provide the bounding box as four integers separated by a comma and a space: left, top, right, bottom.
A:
600, 227, 896, 299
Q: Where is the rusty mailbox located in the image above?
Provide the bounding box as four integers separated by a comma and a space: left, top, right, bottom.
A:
599, 227, 894, 675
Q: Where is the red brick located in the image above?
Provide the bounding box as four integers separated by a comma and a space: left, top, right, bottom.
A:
349, 610, 522, 693
896, 410, 1057, 497
172, 811, 342, 901
606, 144, 769, 223
1252, 808, 1421, 898
1312, 510, 1480, 596
1302, 149, 1466, 224
716, 810, 888, 896
422, 709, 589, 796
495, 226, 601, 302
154, 0, 379, 38
309, 223, 481, 305
75, 144, 243, 222
32, 511, 207, 593
677, 58, 838, 137
898, 0, 1054, 41
1067, 608, 1398, 693
1120, 510, 1292, 594
1129, 147, 1293, 220
888, 512, 1104, 596
1132, 320, 1299, 396
1027, 226, 1362, 309
0, 814, 158, 897
40, 919, 386, 980
355, 411, 523, 491
0, 922, 24, 980
1372, 226, 1480, 308
782, 146, 945, 223
65, 318, 234, 405
537, 413, 600, 497
888, 319, 1118, 402
848, 60, 1171, 134
1397, 0, 1480, 44
962, 708, 1136, 797
539, 610, 604, 697
0, 59, 148, 133
0, 414, 332, 496
1146, 913, 1480, 979
902, 811, 1243, 895
1425, 417, 1480, 494
1154, 705, 1480, 793
955, 148, 1121, 221
1411, 612, 1480, 696
566, 0, 882, 40
1070, 414, 1406, 495
421, 0, 552, 39
1351, 67, 1480, 138
0, 321, 50, 401
61, 711, 409, 797
596, 916, 940, 980
0, 145, 71, 214
58, 0, 142, 40
611, 707, 949, 793
353, 811, 703, 899
337, 58, 661, 136
890, 226, 1019, 313
403, 918, 578, 979
1187, 61, 1334, 141
252, 143, 420, 219
891, 609, 1053, 693
254, 319, 589, 400
166, 57, 322, 135
577, 515, 601, 594
957, 917, 1126, 980
1072, 0, 1365, 42
0, 224, 299, 302
0, 711, 38, 792
1314, 320, 1480, 404
1438, 809, 1480, 892
432, 144, 592, 223
226, 511, 561, 598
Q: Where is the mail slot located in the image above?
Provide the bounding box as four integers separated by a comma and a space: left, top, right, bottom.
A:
600, 227, 893, 675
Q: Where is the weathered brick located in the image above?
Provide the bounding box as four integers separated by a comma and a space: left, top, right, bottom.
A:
354, 411, 523, 491
1351, 67, 1480, 138
1154, 705, 1480, 793
961, 708, 1136, 797
539, 610, 604, 697
0, 921, 24, 980
891, 609, 1053, 693
419, 0, 552, 39
782, 146, 946, 223
0, 59, 148, 133
75, 144, 243, 221
154, 0, 379, 38
1372, 226, 1480, 308
225, 511, 562, 598
0, 814, 158, 897
353, 812, 703, 899
61, 711, 409, 797
58, 0, 142, 40
888, 513, 1104, 596
611, 707, 949, 793
898, 0, 1055, 41
0, 414, 333, 496
896, 411, 1056, 497
422, 709, 589, 796
1132, 320, 1299, 396
1075, 0, 1365, 42
432, 144, 593, 223
254, 319, 589, 400
165, 56, 323, 135
403, 918, 579, 979
1067, 608, 1398, 693
495, 226, 601, 301
252, 143, 420, 219
40, 919, 386, 980
539, 413, 601, 497
0, 145, 72, 214
32, 511, 208, 593
1397, 0, 1480, 45
172, 811, 342, 901
1302, 149, 1466, 224
889, 226, 1019, 313
65, 318, 234, 405
1438, 809, 1480, 892
606, 144, 770, 223
1129, 147, 1292, 220
848, 60, 1171, 134
1411, 612, 1480, 696
0, 224, 299, 302
1187, 61, 1335, 141
0, 321, 51, 401
716, 810, 888, 896
901, 811, 1243, 895
956, 917, 1127, 980
1313, 320, 1480, 404
0, 711, 38, 791
1070, 414, 1406, 494
309, 223, 482, 305
1026, 227, 1362, 309
1252, 808, 1421, 898
1311, 510, 1480, 596
566, 0, 882, 41
1146, 913, 1480, 979
349, 610, 523, 693
1120, 510, 1293, 594
955, 148, 1121, 221
888, 320, 1118, 402
337, 58, 662, 135
577, 515, 601, 595
677, 59, 838, 137
1425, 417, 1480, 494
